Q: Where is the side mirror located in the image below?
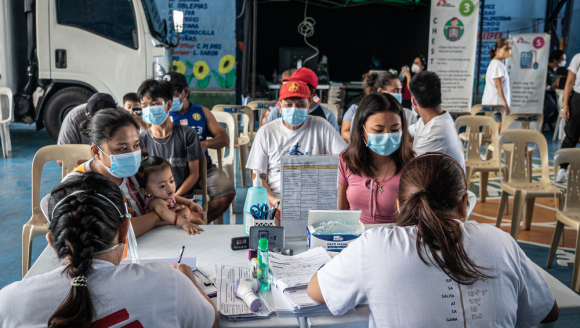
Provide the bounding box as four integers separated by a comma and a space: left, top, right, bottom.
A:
171, 10, 184, 34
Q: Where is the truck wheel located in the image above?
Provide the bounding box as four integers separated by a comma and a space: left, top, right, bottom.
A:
43, 87, 93, 141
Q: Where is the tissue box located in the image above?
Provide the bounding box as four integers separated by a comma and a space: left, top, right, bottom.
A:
307, 210, 362, 252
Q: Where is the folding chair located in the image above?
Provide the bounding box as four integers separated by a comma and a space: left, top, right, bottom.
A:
212, 105, 252, 188
546, 148, 580, 292
209, 111, 237, 217
495, 130, 564, 239
23, 144, 92, 277
455, 116, 500, 203
0, 87, 13, 158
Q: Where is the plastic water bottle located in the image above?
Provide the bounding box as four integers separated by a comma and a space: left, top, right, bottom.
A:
257, 238, 270, 290
243, 169, 269, 235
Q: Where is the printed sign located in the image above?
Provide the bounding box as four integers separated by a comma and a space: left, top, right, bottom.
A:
156, 0, 236, 89
429, 0, 480, 111
507, 33, 550, 115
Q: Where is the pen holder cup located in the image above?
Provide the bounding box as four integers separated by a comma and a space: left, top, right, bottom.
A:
245, 214, 276, 234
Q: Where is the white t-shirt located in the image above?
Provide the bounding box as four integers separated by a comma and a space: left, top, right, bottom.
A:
482, 59, 511, 106
246, 116, 347, 198
568, 53, 580, 93
317, 222, 555, 328
0, 260, 215, 328
409, 112, 466, 170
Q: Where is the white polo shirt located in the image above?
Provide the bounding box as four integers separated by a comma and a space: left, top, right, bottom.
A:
568, 53, 580, 93
409, 111, 466, 170
317, 222, 555, 328
0, 260, 215, 328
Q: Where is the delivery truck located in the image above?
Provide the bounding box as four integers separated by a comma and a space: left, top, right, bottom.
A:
0, 0, 183, 140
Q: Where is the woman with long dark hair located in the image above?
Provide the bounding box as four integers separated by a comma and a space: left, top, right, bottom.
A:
339, 93, 415, 224
482, 38, 513, 117
0, 173, 218, 327
309, 154, 558, 327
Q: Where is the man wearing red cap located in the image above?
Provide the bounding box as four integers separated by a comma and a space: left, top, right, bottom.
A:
247, 81, 347, 210
265, 68, 339, 132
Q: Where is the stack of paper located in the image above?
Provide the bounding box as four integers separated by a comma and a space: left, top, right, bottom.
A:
269, 247, 334, 317
215, 264, 275, 322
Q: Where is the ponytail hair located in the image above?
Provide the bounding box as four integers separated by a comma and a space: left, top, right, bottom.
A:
397, 154, 494, 285
47, 173, 127, 327
81, 108, 139, 147
490, 38, 512, 60
362, 71, 399, 96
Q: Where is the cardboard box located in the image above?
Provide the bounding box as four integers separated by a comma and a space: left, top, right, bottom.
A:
307, 210, 362, 252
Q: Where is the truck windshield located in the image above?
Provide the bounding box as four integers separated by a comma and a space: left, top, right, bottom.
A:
141, 0, 167, 43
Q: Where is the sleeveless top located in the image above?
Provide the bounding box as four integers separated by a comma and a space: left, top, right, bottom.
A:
169, 103, 211, 165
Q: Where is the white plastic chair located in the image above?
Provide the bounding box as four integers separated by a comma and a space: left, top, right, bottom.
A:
209, 111, 237, 217
0, 87, 13, 158
321, 103, 339, 120
247, 100, 277, 132
553, 89, 566, 141
212, 105, 252, 187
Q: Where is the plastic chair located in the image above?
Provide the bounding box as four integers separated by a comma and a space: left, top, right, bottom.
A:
495, 130, 564, 240
194, 157, 209, 224
209, 111, 237, 216
321, 103, 339, 120
212, 105, 252, 187
247, 100, 277, 131
450, 111, 471, 120
23, 144, 93, 277
501, 113, 544, 183
546, 148, 580, 292
455, 116, 500, 203
0, 87, 13, 158
553, 89, 566, 141
458, 105, 506, 149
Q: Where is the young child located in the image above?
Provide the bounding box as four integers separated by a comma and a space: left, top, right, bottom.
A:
123, 92, 150, 132
136, 156, 205, 235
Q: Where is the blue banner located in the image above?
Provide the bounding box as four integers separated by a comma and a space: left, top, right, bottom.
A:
157, 0, 236, 89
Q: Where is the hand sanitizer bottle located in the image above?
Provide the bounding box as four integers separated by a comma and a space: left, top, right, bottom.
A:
244, 169, 270, 235
257, 238, 270, 290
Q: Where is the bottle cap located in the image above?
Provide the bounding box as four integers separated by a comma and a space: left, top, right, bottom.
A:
253, 169, 262, 187
258, 238, 268, 250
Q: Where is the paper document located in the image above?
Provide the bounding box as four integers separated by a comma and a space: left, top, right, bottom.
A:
269, 247, 332, 289
281, 155, 339, 238
215, 264, 274, 318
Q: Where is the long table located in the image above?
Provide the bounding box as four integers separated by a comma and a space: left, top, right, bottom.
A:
25, 225, 580, 328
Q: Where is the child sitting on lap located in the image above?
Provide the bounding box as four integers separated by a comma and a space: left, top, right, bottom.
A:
136, 156, 205, 235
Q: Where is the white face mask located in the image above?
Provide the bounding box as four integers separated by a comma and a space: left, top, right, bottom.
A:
559, 60, 567, 67
411, 63, 421, 73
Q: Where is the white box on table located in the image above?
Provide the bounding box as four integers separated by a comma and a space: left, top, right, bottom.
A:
307, 210, 362, 252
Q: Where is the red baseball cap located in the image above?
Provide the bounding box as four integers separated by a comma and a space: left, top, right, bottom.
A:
279, 81, 310, 101
282, 67, 318, 89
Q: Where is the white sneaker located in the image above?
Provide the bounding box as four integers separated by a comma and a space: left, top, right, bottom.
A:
556, 168, 568, 183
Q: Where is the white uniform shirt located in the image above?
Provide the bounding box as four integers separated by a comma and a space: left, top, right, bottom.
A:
482, 59, 511, 106
0, 260, 215, 328
409, 112, 466, 170
568, 53, 580, 93
317, 222, 555, 328
246, 116, 347, 199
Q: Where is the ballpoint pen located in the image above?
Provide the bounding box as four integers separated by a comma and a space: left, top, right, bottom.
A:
177, 246, 185, 267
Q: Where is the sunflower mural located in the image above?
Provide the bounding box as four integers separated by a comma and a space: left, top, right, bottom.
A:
183, 60, 212, 88
211, 54, 236, 88
172, 60, 186, 74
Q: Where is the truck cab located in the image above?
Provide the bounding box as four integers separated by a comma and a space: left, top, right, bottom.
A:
0, 0, 179, 140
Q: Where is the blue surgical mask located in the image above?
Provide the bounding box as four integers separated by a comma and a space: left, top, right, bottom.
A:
143, 103, 169, 125
281, 107, 309, 126
390, 93, 403, 103
363, 126, 402, 156
96, 147, 142, 178
170, 95, 183, 112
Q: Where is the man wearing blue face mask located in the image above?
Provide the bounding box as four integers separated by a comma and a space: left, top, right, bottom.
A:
265, 68, 340, 133
247, 81, 347, 212
162, 72, 236, 222
137, 80, 205, 202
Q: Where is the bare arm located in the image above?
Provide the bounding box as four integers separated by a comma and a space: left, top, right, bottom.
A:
202, 107, 229, 151
173, 264, 219, 328
338, 184, 349, 210
176, 160, 200, 197
540, 300, 559, 323
306, 273, 326, 304
563, 70, 576, 120
131, 212, 168, 237
261, 110, 270, 126
493, 77, 510, 115
151, 198, 187, 224
341, 121, 352, 142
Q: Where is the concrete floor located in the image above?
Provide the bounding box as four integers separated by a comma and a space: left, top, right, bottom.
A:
1, 123, 579, 326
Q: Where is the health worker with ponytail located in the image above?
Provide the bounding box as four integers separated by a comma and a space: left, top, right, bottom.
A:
0, 173, 218, 328
483, 38, 513, 117
308, 154, 559, 327
339, 93, 415, 224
